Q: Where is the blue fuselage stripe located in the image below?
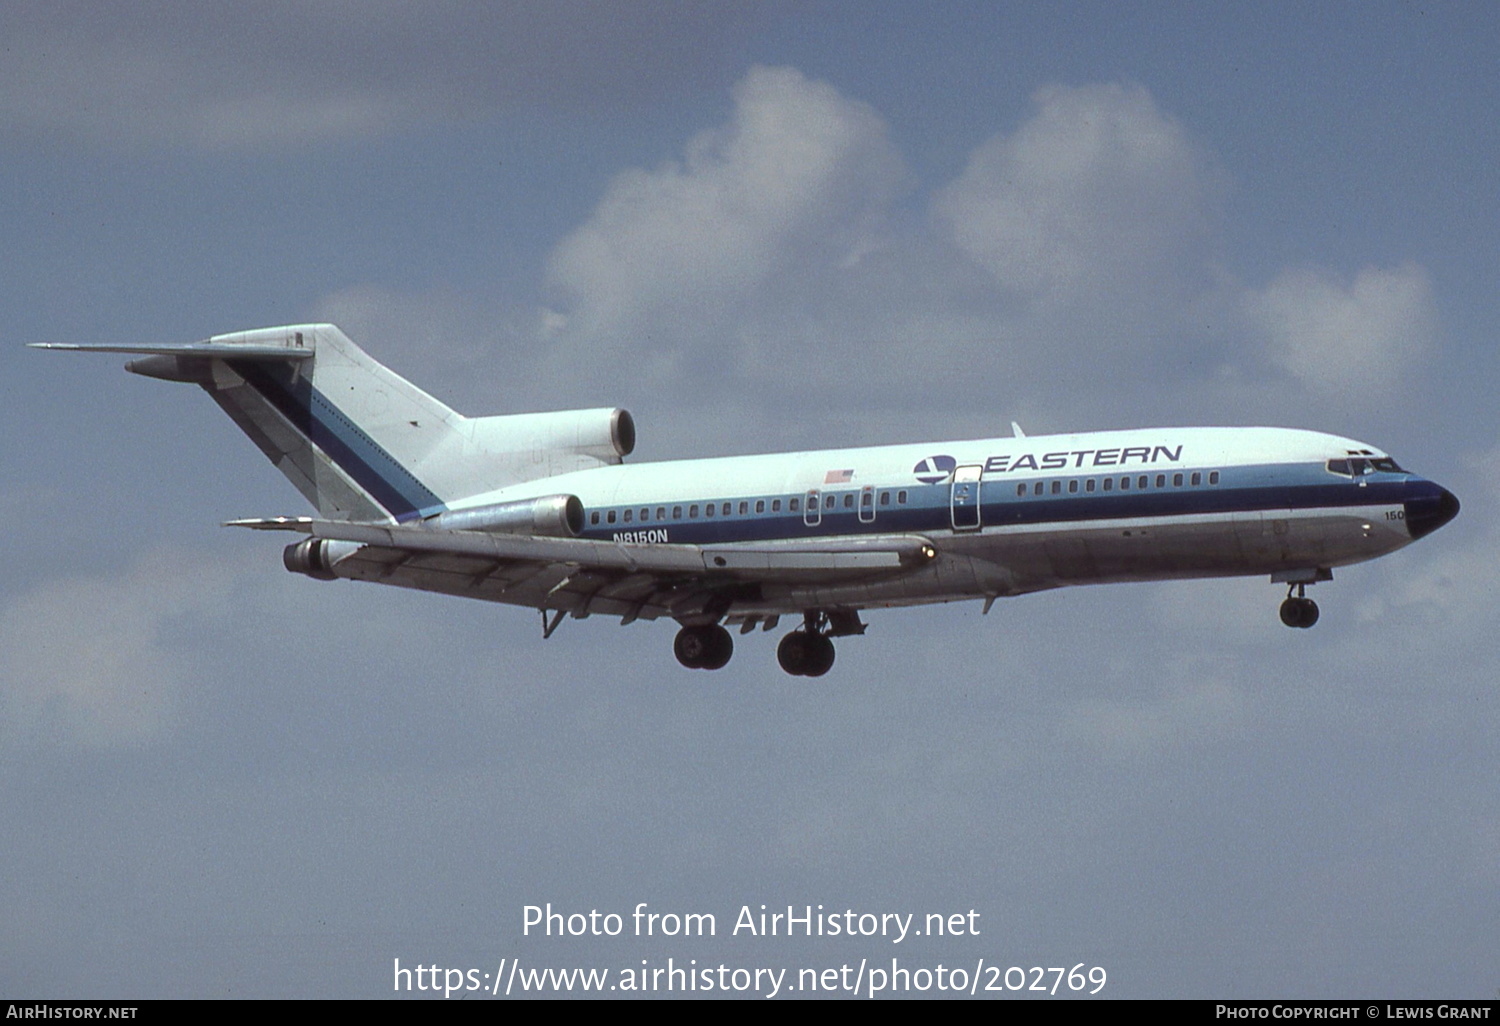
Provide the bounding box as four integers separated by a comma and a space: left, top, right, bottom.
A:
228, 360, 444, 522
579, 474, 1438, 546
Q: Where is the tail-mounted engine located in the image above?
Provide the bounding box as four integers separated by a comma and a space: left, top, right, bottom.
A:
425, 494, 585, 537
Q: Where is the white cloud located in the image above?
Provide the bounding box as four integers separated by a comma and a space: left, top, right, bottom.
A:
0, 551, 235, 748
1244, 262, 1438, 396
307, 72, 1445, 451
933, 83, 1218, 307
545, 65, 905, 341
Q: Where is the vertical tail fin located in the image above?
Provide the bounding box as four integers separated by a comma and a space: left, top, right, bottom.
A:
37, 324, 636, 522
134, 324, 459, 521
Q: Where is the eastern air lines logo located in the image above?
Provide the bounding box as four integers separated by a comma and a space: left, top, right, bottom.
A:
913, 455, 956, 484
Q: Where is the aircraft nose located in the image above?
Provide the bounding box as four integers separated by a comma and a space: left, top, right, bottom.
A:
1405, 485, 1460, 540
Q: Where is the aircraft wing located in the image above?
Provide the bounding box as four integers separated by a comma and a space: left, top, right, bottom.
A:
229, 517, 937, 624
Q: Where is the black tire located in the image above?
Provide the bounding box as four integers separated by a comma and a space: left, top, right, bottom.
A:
777, 632, 811, 675
1297, 598, 1319, 628
1279, 597, 1320, 629
1279, 597, 1303, 628
676, 625, 733, 669
674, 626, 708, 668
699, 625, 733, 670
803, 633, 836, 677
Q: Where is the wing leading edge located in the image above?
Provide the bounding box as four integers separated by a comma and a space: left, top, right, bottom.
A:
230, 516, 938, 625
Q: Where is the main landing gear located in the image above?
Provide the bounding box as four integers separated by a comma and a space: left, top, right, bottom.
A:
777, 629, 836, 677
1279, 583, 1320, 629
673, 624, 733, 670
776, 610, 863, 677
674, 609, 861, 675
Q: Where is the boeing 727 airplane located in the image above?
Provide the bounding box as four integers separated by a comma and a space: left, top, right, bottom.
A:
33, 324, 1459, 676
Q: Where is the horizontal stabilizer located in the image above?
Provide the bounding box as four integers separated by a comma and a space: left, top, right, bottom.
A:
28, 341, 313, 360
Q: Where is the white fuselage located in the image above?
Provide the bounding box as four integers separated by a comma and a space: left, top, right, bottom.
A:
434, 425, 1440, 615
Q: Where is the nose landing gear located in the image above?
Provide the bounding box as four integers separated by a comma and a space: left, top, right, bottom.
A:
1279, 583, 1320, 629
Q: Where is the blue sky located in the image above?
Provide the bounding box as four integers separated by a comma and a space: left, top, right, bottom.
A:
2, 1, 1496, 998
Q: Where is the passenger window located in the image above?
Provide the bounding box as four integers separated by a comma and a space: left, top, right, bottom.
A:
898, 490, 908, 504
1051, 481, 1061, 494
790, 498, 800, 512
640, 508, 649, 521
1173, 473, 1183, 487
1209, 471, 1220, 485
739, 501, 748, 515
756, 500, 766, 513
590, 511, 600, 526
772, 499, 781, 512
704, 503, 713, 518
879, 491, 890, 506
689, 505, 699, 517
673, 506, 682, 519
1032, 482, 1043, 495
1191, 472, 1201, 486
623, 509, 632, 522
1086, 479, 1096, 492
1102, 478, 1112, 492
1016, 483, 1026, 497
1156, 474, 1166, 488
607, 510, 617, 524
1068, 480, 1079, 493
1138, 476, 1148, 489
825, 495, 835, 509
1119, 477, 1129, 490
656, 507, 666, 520
722, 503, 731, 515
843, 494, 853, 509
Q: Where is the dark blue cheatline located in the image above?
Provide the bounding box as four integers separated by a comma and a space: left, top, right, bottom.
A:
228, 360, 446, 523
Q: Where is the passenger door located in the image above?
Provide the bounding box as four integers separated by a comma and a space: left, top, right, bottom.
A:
950, 465, 983, 531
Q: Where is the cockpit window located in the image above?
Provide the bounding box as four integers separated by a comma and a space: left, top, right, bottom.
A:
1327, 456, 1405, 477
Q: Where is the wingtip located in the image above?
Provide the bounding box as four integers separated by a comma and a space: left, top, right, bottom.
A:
223, 516, 316, 531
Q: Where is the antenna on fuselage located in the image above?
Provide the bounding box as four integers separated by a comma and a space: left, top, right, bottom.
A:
1011, 421, 1026, 438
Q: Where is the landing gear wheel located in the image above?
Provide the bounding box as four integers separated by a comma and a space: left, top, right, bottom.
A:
802, 633, 835, 677
776, 632, 812, 675
1279, 596, 1319, 629
777, 631, 836, 676
674, 624, 733, 669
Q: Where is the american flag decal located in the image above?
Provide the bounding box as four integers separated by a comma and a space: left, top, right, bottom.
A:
824, 469, 853, 484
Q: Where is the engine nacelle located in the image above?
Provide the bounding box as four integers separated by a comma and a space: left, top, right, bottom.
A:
427, 494, 584, 537
467, 407, 635, 479
283, 538, 361, 580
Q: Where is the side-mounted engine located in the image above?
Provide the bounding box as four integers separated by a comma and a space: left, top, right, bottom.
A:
283, 538, 361, 580
282, 494, 585, 581
423, 494, 584, 537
